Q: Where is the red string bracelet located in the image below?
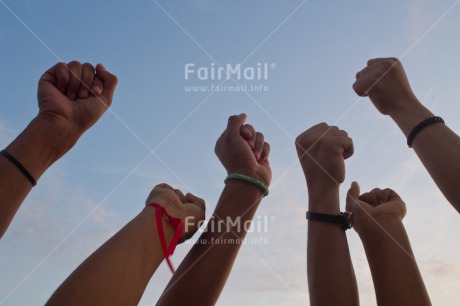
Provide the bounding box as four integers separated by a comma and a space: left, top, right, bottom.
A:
147, 203, 184, 273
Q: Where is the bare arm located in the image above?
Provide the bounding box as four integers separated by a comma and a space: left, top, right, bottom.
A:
347, 183, 431, 306
307, 188, 358, 306
46, 184, 205, 306
157, 181, 263, 305
362, 220, 430, 306
296, 123, 359, 306
157, 114, 272, 306
354, 57, 460, 212
0, 62, 118, 238
390, 101, 460, 212
0, 117, 74, 237
46, 207, 171, 306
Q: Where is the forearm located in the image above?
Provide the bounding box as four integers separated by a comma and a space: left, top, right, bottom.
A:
389, 99, 460, 212
157, 180, 263, 306
360, 219, 430, 306
0, 115, 76, 238
46, 207, 171, 306
307, 186, 358, 306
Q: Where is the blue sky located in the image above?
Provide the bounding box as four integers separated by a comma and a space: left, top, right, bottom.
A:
1, 0, 460, 305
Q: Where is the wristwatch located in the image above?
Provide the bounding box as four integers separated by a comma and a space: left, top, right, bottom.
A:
306, 211, 353, 230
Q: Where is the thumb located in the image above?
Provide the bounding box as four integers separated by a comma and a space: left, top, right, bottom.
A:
95, 63, 118, 105
226, 113, 247, 136
346, 181, 360, 212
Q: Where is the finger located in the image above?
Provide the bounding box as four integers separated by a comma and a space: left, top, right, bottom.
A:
145, 183, 175, 205
156, 183, 174, 191
226, 113, 247, 136
91, 76, 104, 96
260, 142, 270, 162
309, 122, 329, 132
253, 132, 264, 160
240, 125, 252, 139
295, 122, 328, 147
95, 63, 118, 106
244, 124, 256, 149
337, 129, 348, 137
54, 62, 70, 93
66, 61, 83, 100
174, 189, 187, 203
346, 181, 360, 212
352, 78, 372, 97
376, 189, 389, 205
353, 63, 389, 97
361, 188, 382, 206
355, 64, 373, 80
186, 193, 206, 213
78, 63, 95, 99
358, 192, 372, 205
336, 136, 354, 160
383, 188, 402, 202
367, 58, 391, 66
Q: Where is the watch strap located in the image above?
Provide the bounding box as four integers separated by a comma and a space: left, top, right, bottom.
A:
306, 211, 352, 230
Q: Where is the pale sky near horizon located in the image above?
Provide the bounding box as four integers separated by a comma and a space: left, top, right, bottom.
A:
1, 1, 460, 305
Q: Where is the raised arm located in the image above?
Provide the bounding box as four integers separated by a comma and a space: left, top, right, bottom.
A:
157, 114, 272, 306
46, 184, 205, 306
346, 182, 431, 306
0, 62, 118, 238
295, 123, 358, 306
353, 58, 460, 212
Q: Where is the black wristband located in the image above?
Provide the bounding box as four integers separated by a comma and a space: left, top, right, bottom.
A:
407, 116, 444, 148
306, 211, 353, 230
0, 150, 37, 186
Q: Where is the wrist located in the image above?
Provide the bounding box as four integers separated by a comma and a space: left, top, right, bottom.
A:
308, 185, 340, 214
35, 113, 82, 154
305, 170, 343, 191
5, 116, 79, 180
356, 216, 404, 238
226, 168, 270, 187
142, 206, 175, 238
225, 178, 266, 200
388, 98, 434, 136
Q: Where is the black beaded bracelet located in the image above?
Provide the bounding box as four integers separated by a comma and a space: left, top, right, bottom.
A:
0, 150, 37, 186
407, 116, 445, 148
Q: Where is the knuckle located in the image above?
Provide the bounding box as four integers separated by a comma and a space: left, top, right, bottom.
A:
352, 81, 362, 90
374, 70, 384, 78
68, 60, 81, 68
367, 59, 377, 66
56, 62, 67, 69
82, 62, 95, 71
371, 188, 381, 194
295, 135, 306, 148
381, 60, 393, 69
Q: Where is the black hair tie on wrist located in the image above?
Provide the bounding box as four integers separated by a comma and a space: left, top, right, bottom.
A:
407, 116, 445, 148
0, 150, 37, 186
